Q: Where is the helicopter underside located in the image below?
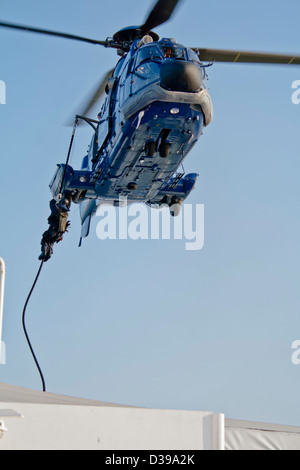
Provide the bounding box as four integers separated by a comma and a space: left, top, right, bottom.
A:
50, 100, 205, 239
94, 100, 204, 202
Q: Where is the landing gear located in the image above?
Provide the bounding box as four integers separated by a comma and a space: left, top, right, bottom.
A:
159, 142, 171, 159
127, 182, 138, 191
145, 140, 171, 158
145, 131, 172, 159
169, 198, 182, 217
145, 141, 156, 157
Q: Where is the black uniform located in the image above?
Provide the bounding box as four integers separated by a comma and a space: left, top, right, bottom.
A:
39, 199, 70, 262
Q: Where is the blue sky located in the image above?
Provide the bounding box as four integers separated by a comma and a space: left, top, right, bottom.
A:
0, 0, 300, 426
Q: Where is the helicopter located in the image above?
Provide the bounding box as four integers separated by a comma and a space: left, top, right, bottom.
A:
2, 0, 300, 261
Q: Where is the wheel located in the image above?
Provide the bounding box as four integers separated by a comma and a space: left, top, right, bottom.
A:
127, 182, 138, 191
145, 141, 156, 157
159, 142, 171, 158
169, 202, 182, 217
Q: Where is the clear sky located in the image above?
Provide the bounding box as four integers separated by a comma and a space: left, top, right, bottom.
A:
0, 0, 300, 426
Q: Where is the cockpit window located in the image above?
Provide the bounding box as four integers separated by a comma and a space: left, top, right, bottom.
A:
187, 49, 201, 64
159, 43, 187, 60
136, 45, 163, 67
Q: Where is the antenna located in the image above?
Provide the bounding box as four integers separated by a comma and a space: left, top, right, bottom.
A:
0, 258, 5, 364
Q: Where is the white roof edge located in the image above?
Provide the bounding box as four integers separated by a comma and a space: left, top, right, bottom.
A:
225, 418, 300, 434
0, 382, 133, 408
2, 383, 300, 434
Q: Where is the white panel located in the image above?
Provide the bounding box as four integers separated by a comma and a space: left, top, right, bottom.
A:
226, 420, 300, 451
0, 402, 215, 450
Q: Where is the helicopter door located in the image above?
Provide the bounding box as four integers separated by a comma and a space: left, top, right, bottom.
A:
97, 97, 110, 154
96, 75, 120, 154
118, 56, 135, 105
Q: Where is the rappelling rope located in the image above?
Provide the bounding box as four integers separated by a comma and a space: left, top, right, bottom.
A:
22, 260, 47, 392
22, 117, 79, 393
59, 117, 79, 195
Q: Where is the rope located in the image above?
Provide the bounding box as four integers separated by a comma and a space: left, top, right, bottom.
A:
22, 117, 79, 393
22, 260, 47, 392
59, 117, 79, 195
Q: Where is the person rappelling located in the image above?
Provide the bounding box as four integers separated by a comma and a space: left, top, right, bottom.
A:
39, 197, 71, 262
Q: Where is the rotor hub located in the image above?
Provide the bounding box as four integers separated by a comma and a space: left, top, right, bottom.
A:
113, 26, 159, 45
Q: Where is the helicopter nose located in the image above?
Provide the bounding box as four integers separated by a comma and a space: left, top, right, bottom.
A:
160, 60, 202, 93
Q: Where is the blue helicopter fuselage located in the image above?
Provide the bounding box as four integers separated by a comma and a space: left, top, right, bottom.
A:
50, 37, 213, 239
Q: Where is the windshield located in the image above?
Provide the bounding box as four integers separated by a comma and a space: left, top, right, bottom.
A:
136, 45, 163, 67
158, 42, 187, 60
187, 49, 201, 64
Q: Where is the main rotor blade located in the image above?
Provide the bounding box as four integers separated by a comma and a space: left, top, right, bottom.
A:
67, 68, 115, 125
193, 48, 300, 65
81, 68, 115, 117
0, 21, 107, 46
141, 0, 181, 35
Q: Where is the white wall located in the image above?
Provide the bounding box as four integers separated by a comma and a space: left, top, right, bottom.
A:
0, 402, 224, 450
